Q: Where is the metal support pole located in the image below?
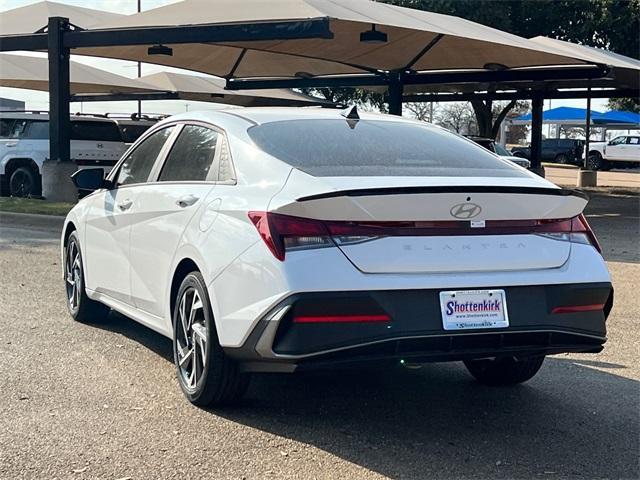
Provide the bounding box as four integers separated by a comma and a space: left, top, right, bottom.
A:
388, 72, 404, 116
577, 83, 597, 186
43, 16, 77, 202
584, 86, 592, 169
529, 93, 545, 177
136, 0, 142, 117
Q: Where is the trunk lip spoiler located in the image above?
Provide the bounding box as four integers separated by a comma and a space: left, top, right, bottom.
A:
296, 186, 588, 202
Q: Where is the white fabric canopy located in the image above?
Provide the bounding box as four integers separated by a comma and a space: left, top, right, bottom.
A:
71, 0, 587, 79
0, 53, 151, 94
139, 71, 327, 106
0, 0, 123, 36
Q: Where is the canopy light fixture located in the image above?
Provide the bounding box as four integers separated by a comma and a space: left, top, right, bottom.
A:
148, 44, 173, 56
294, 71, 314, 79
483, 62, 508, 71
360, 24, 388, 44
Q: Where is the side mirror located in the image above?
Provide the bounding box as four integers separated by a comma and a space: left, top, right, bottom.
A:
71, 168, 112, 192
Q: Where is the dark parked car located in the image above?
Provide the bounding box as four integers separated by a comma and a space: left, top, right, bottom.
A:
511, 138, 584, 165
466, 136, 531, 169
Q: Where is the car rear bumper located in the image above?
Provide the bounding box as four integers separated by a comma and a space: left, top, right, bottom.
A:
224, 282, 613, 373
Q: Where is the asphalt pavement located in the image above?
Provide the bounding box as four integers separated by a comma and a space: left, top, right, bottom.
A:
0, 190, 638, 480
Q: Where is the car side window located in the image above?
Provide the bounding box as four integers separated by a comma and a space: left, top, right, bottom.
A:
116, 127, 173, 186
0, 119, 15, 138
610, 136, 626, 145
627, 137, 639, 145
158, 125, 218, 182
24, 120, 49, 139
71, 121, 122, 142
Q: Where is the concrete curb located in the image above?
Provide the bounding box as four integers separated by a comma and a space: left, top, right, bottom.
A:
0, 211, 65, 233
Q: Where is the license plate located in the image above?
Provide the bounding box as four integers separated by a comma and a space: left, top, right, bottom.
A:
439, 289, 509, 331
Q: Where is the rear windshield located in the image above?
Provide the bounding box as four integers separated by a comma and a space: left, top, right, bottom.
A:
248, 119, 526, 177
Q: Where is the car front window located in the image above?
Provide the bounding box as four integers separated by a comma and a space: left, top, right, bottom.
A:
116, 127, 173, 186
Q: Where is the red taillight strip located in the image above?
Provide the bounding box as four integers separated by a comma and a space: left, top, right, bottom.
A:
248, 211, 602, 260
551, 304, 605, 314
293, 314, 391, 324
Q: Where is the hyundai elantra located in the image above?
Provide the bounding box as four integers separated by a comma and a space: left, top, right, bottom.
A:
62, 107, 613, 406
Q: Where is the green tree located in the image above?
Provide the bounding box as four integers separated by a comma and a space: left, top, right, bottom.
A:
607, 97, 640, 113
388, 0, 640, 137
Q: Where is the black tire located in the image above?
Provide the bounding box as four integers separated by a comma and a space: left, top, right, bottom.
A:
9, 166, 38, 197
586, 151, 604, 171
173, 272, 250, 407
64, 231, 111, 322
464, 356, 545, 386
554, 153, 569, 165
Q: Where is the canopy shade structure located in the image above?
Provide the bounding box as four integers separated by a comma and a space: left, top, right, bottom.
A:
403, 36, 640, 100
0, 53, 152, 95
513, 107, 640, 128
138, 71, 328, 106
0, 1, 123, 36
70, 0, 588, 81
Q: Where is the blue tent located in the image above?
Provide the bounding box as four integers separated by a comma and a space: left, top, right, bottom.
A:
601, 110, 640, 125
515, 107, 639, 126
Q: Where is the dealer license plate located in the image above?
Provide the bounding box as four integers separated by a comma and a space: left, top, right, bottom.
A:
439, 289, 509, 331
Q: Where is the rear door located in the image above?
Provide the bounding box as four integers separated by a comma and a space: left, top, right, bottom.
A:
624, 136, 640, 162
70, 120, 127, 175
606, 136, 627, 161
541, 139, 557, 160
83, 126, 175, 306
128, 123, 220, 319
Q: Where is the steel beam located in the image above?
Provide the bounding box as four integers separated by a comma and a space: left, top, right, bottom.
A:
48, 17, 71, 164
62, 18, 333, 48
530, 93, 544, 174
0, 33, 48, 51
71, 92, 179, 102
227, 66, 611, 91
388, 72, 404, 116
403, 88, 640, 102
584, 84, 592, 169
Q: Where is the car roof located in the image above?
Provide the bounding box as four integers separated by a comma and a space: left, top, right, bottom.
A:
163, 106, 429, 128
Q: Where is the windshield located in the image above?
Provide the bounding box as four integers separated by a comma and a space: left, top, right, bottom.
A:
248, 119, 526, 178
494, 143, 511, 156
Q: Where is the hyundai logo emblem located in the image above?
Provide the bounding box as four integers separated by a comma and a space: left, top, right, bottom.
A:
450, 202, 482, 219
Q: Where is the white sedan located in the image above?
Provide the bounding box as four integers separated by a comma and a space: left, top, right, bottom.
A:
62, 107, 613, 406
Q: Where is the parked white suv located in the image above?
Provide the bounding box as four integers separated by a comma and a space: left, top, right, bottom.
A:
0, 112, 127, 197
586, 135, 640, 171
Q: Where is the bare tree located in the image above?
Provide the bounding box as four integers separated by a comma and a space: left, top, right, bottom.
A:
405, 102, 437, 122
435, 102, 475, 133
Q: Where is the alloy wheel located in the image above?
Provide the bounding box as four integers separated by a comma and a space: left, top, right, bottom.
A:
175, 287, 208, 391
65, 241, 81, 311
10, 169, 33, 197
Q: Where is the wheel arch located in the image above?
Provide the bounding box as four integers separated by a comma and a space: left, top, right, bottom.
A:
170, 258, 203, 321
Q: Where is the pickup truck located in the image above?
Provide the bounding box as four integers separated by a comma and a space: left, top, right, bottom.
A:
585, 135, 640, 170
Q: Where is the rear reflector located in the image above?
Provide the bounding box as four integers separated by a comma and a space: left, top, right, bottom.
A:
293, 314, 391, 324
248, 211, 602, 261
551, 304, 605, 314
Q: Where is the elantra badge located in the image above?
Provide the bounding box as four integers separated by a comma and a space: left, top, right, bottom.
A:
450, 202, 482, 219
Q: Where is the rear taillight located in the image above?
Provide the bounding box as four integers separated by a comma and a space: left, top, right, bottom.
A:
535, 213, 602, 253
249, 211, 602, 261
248, 211, 332, 261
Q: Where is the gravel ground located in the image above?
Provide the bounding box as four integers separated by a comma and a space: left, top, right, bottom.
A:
0, 190, 638, 480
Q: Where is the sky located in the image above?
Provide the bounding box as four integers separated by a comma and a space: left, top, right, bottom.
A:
0, 0, 611, 117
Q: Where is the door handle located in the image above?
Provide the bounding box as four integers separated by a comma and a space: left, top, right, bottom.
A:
176, 194, 199, 208
117, 199, 133, 211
